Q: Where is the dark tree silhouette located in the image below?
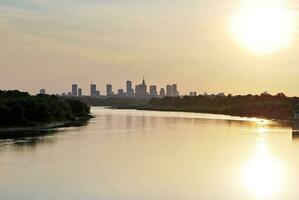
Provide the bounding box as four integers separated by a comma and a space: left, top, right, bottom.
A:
0, 90, 90, 126
145, 93, 299, 120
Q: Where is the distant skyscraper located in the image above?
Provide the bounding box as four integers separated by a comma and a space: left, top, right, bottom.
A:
78, 88, 83, 97
118, 89, 124, 96
171, 84, 179, 96
166, 84, 179, 96
149, 85, 158, 97
39, 89, 46, 95
166, 85, 172, 96
72, 84, 78, 96
160, 88, 165, 97
135, 78, 147, 98
106, 84, 113, 96
90, 84, 98, 97
126, 80, 134, 97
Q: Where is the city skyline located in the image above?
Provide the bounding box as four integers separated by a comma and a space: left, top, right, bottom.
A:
40, 77, 286, 99
53, 77, 181, 98
2, 1, 299, 199
1, 0, 299, 96
11, 75, 299, 97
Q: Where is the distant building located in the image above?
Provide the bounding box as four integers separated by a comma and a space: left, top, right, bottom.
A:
189, 92, 197, 97
72, 84, 78, 96
90, 84, 99, 97
106, 84, 113, 96
62, 93, 67, 97
126, 80, 134, 97
217, 92, 225, 97
67, 92, 72, 96
166, 85, 172, 96
118, 89, 124, 96
135, 78, 147, 98
166, 84, 179, 96
160, 88, 165, 97
149, 85, 158, 97
78, 88, 83, 97
39, 89, 46, 95
171, 84, 179, 96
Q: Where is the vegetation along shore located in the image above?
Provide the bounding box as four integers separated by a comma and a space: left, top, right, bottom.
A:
111, 93, 299, 121
0, 90, 91, 134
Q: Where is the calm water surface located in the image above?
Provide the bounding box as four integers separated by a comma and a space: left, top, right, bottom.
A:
0, 107, 298, 200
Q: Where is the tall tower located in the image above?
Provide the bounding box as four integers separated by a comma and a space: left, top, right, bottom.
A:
72, 84, 78, 96
149, 85, 157, 97
135, 77, 147, 98
90, 84, 97, 97
171, 84, 178, 96
126, 80, 134, 97
106, 84, 113, 96
160, 88, 165, 97
78, 88, 83, 97
166, 85, 172, 96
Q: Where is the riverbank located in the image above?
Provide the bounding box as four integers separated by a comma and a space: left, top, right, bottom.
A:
0, 116, 92, 138
1, 107, 298, 200
0, 90, 92, 137
112, 97, 298, 122
112, 105, 287, 122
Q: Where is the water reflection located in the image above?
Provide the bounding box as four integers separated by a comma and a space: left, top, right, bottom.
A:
241, 128, 285, 198
0, 130, 59, 149
0, 129, 57, 140
292, 131, 299, 141
126, 115, 133, 130
0, 108, 295, 200
292, 121, 299, 141
0, 121, 90, 148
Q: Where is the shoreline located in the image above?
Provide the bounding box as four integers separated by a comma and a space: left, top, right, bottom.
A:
0, 116, 92, 137
111, 106, 294, 124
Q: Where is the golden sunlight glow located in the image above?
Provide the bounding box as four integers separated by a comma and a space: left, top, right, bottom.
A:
231, 0, 295, 54
241, 140, 285, 198
257, 127, 269, 133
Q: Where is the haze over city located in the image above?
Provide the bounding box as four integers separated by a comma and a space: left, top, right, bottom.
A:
1, 0, 299, 96
3, 1, 299, 200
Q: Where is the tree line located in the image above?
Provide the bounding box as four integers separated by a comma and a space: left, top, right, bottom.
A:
0, 90, 90, 126
146, 93, 299, 120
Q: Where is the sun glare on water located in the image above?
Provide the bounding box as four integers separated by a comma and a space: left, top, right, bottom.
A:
241, 131, 285, 198
231, 0, 295, 54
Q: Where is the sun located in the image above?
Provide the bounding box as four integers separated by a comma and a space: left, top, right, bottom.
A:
231, 0, 295, 54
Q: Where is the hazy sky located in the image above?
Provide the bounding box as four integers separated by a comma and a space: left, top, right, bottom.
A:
1, 0, 299, 95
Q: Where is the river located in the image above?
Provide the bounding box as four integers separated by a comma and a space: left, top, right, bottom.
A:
0, 107, 298, 200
